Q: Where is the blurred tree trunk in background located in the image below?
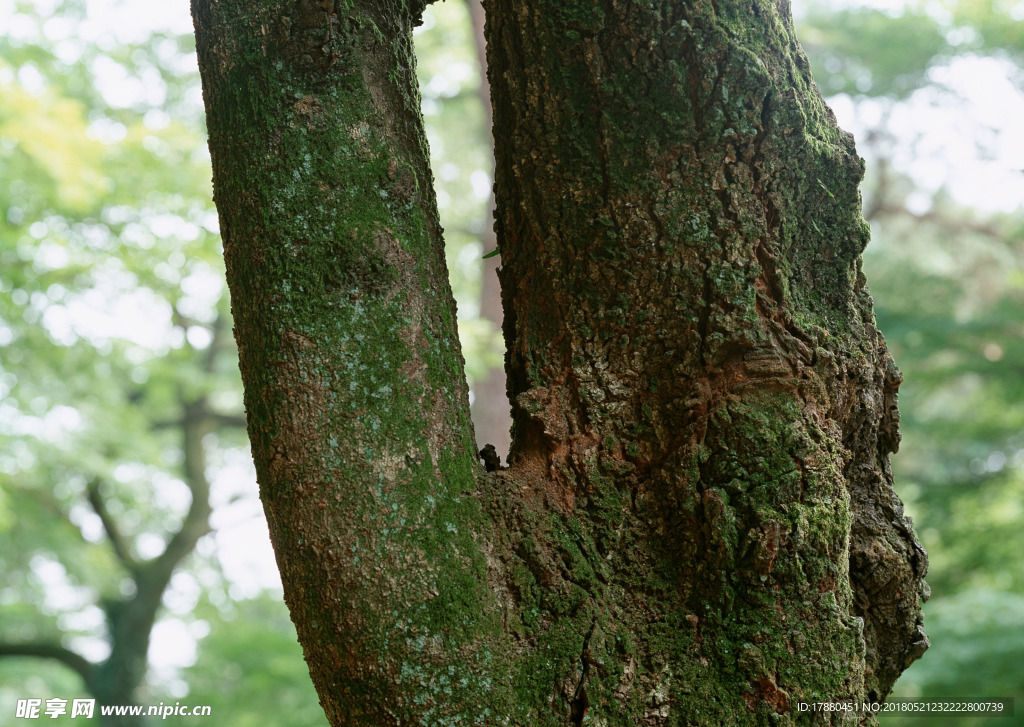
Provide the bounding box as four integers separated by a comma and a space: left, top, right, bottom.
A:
0, 326, 227, 727
193, 0, 929, 723
465, 0, 512, 463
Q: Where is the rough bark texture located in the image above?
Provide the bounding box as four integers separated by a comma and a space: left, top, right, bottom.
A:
193, 1, 504, 724
483, 0, 928, 722
193, 0, 928, 724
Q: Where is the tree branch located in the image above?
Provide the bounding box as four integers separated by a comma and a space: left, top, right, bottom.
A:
141, 397, 212, 592
0, 642, 96, 689
203, 311, 228, 374
151, 410, 246, 431
868, 201, 1006, 239
97, 393, 215, 702
85, 478, 138, 573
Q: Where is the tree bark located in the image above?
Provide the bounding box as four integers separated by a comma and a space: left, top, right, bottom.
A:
192, 1, 503, 723
193, 0, 928, 724
484, 0, 928, 719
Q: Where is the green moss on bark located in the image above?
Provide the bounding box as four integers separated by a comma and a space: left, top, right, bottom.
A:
485, 0, 927, 722
196, 0, 927, 722
195, 1, 514, 723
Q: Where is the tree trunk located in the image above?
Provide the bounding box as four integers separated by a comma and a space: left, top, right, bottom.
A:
193, 0, 928, 724
191, 1, 503, 723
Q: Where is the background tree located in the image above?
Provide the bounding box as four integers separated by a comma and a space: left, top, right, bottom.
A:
193, 0, 927, 724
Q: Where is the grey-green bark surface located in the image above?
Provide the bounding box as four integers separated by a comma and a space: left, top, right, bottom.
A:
193, 0, 928, 724
192, 0, 505, 723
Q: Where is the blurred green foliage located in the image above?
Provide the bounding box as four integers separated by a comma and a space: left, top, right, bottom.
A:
800, 0, 1024, 721
800, 7, 947, 97
183, 594, 325, 726
1, 0, 1022, 723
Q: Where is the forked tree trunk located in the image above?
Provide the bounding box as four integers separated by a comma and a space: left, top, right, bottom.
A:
192, 0, 928, 724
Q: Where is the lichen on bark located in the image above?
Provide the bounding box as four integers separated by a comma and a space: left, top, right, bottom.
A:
483, 0, 928, 722
194, 0, 928, 724
194, 0, 511, 723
